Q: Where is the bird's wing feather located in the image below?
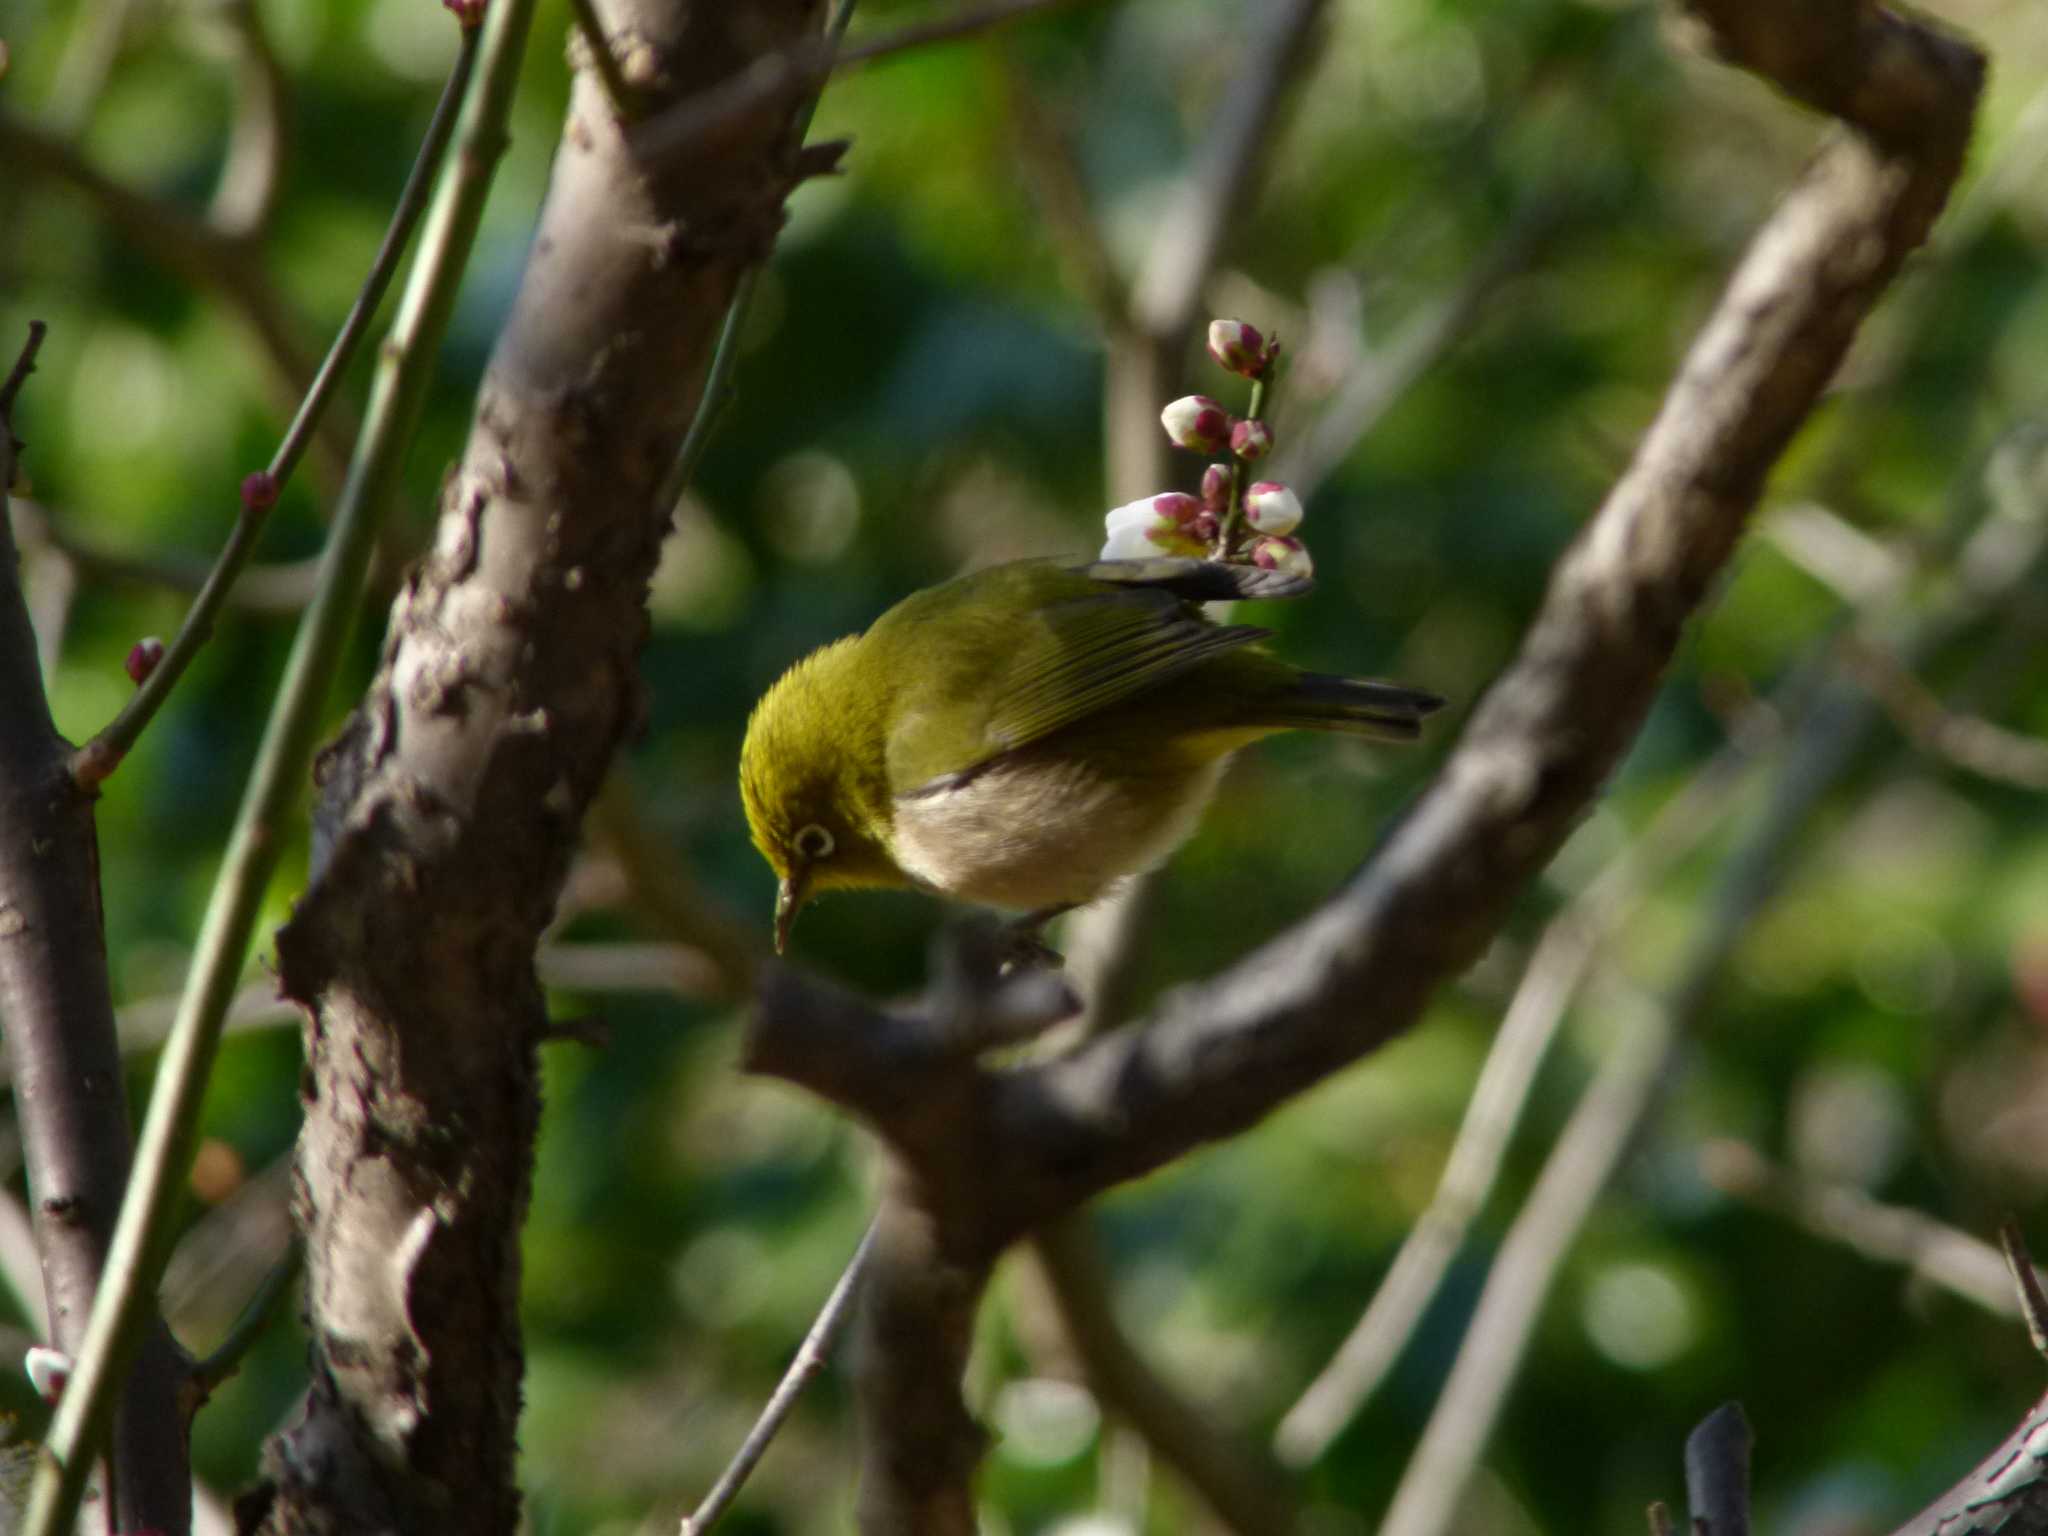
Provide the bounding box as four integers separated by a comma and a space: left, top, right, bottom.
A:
876, 561, 1270, 793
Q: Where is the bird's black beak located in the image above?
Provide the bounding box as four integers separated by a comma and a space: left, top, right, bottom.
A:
774, 868, 809, 955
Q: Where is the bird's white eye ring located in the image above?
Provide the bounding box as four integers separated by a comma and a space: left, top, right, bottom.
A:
794, 823, 835, 859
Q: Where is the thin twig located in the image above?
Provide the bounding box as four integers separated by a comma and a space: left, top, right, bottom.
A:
567, 0, 641, 120
653, 0, 858, 519
0, 320, 46, 416
205, 0, 292, 239
1704, 1141, 2024, 1320
74, 28, 481, 785
1274, 739, 1758, 1468
9, 498, 321, 616
679, 1222, 877, 1536
16, 0, 537, 1524
189, 1245, 301, 1396
0, 111, 358, 488
2000, 1222, 2048, 1356
1028, 1218, 1300, 1535
1837, 633, 2048, 792
1280, 198, 1564, 504
631, 0, 1095, 170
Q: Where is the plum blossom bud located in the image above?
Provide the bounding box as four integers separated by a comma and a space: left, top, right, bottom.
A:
1199, 463, 1231, 511
443, 0, 486, 25
1249, 535, 1313, 578
25, 1346, 71, 1404
1101, 496, 1205, 560
1207, 318, 1273, 378
1190, 510, 1219, 544
1230, 419, 1273, 462
240, 470, 279, 512
1242, 480, 1303, 535
125, 637, 166, 686
1159, 395, 1231, 454
1105, 493, 1201, 534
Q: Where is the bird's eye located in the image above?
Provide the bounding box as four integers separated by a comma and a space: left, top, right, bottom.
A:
794, 823, 836, 859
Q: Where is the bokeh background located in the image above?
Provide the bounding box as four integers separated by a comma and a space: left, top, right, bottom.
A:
5, 0, 2048, 1531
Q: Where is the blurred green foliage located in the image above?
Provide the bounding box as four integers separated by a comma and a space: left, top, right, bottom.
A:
5, 0, 2048, 1532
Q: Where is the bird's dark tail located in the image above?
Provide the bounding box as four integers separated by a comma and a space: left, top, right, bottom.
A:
1262, 672, 1447, 740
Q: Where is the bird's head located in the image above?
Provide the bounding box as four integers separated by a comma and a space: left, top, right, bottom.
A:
739, 639, 904, 952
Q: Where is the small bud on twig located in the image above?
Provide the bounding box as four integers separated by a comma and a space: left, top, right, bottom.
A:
1200, 463, 1231, 511
1242, 481, 1303, 536
1207, 318, 1275, 379
240, 471, 280, 513
1160, 395, 1232, 455
1249, 534, 1313, 578
25, 1346, 71, 1404
1230, 418, 1273, 462
125, 637, 166, 686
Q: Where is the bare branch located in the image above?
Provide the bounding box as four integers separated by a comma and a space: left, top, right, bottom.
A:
0, 318, 193, 1533
1703, 1141, 2024, 1319
74, 33, 480, 785
567, 0, 643, 122
2002, 1222, 2048, 1360
205, 0, 291, 239
679, 1222, 875, 1536
0, 111, 357, 488
1027, 1218, 1300, 1535
1837, 633, 2048, 792
1274, 740, 1758, 1468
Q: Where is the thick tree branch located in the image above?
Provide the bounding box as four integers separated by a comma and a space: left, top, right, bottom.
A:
245, 3, 830, 1531
747, 5, 1984, 1529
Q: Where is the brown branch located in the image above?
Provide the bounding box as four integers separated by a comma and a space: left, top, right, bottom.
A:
9, 498, 321, 616
1026, 1218, 1300, 1535
0, 113, 356, 489
243, 4, 838, 1530
745, 6, 1985, 1530
0, 323, 192, 1532
1703, 1141, 2026, 1319
205, 0, 292, 239
1275, 738, 1759, 1468
1837, 633, 2048, 791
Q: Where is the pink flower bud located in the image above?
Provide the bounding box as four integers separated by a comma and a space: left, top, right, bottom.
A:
1230, 419, 1273, 462
1199, 463, 1231, 511
125, 637, 165, 686
1207, 318, 1274, 378
1242, 480, 1303, 535
1190, 511, 1219, 543
25, 1346, 70, 1404
1100, 499, 1206, 561
1159, 395, 1231, 455
443, 0, 486, 25
240, 471, 279, 512
1249, 535, 1313, 578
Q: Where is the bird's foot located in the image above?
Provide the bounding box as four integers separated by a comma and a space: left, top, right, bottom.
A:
996, 905, 1075, 976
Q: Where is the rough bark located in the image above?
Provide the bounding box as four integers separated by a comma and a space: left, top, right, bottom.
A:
242, 4, 823, 1530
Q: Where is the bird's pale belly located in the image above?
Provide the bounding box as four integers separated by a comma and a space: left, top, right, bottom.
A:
889, 753, 1229, 912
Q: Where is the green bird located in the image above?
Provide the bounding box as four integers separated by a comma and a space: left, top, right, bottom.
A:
740, 557, 1443, 953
